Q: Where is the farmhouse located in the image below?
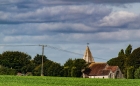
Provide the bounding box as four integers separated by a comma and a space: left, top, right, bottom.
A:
82, 46, 123, 79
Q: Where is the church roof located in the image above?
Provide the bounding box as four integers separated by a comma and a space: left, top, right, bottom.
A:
83, 46, 94, 63
97, 69, 111, 76
105, 66, 118, 73
88, 63, 107, 76
83, 63, 119, 76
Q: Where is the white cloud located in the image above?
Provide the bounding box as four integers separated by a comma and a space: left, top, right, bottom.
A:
3, 36, 23, 43
93, 29, 140, 42
99, 11, 137, 27
38, 23, 96, 32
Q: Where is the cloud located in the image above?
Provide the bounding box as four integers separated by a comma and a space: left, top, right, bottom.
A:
0, 0, 140, 64
99, 11, 138, 27
0, 4, 111, 24
2, 26, 140, 45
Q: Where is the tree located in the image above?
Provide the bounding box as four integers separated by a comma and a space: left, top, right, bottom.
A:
73, 59, 87, 77
63, 58, 86, 77
127, 66, 134, 79
63, 58, 73, 77
32, 65, 41, 76
32, 56, 62, 76
118, 49, 125, 56
21, 60, 35, 73
47, 62, 62, 76
107, 56, 125, 74
43, 60, 54, 76
134, 67, 140, 79
33, 54, 47, 66
125, 44, 132, 57
127, 47, 140, 69
64, 58, 73, 67
0, 51, 31, 73
107, 44, 133, 78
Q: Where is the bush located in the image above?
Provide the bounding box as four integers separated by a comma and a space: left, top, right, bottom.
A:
0, 66, 16, 75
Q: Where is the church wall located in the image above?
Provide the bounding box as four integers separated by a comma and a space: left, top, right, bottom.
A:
83, 73, 89, 78
89, 75, 109, 79
113, 68, 124, 79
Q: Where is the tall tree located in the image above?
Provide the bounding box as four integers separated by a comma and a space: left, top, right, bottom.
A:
107, 44, 134, 78
126, 47, 140, 72
107, 56, 125, 74
118, 49, 125, 56
125, 44, 132, 57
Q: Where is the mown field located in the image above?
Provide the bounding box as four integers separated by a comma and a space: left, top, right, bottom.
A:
0, 75, 139, 86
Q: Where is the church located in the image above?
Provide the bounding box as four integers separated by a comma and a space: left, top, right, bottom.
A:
82, 46, 123, 79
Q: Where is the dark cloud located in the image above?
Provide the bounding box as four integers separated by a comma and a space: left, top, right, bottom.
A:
0, 3, 111, 25
0, 0, 140, 42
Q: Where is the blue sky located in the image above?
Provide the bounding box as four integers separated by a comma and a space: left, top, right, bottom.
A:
0, 0, 140, 64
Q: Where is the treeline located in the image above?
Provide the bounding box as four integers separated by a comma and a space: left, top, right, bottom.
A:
0, 51, 86, 77
107, 44, 140, 79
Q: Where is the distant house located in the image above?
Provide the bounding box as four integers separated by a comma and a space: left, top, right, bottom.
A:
82, 46, 123, 79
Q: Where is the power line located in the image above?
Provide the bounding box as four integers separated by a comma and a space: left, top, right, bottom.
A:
0, 44, 46, 76
47, 45, 83, 56
47, 45, 107, 61
0, 44, 108, 76
0, 44, 38, 46
0, 44, 108, 60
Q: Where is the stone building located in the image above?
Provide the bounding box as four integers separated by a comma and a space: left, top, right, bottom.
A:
82, 46, 123, 79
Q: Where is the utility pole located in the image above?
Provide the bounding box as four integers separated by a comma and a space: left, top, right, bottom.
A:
0, 44, 48, 76
39, 45, 47, 76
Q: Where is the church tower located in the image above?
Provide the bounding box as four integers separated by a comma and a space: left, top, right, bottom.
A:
83, 45, 95, 63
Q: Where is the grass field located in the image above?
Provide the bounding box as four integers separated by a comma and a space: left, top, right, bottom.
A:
0, 75, 140, 86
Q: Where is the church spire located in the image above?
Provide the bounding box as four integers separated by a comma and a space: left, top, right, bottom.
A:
83, 45, 95, 63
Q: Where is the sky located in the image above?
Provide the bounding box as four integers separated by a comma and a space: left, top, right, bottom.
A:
0, 0, 140, 65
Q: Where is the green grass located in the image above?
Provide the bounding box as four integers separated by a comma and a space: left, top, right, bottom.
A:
0, 75, 139, 86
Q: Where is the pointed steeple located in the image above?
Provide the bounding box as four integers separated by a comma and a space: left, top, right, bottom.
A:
83, 46, 95, 63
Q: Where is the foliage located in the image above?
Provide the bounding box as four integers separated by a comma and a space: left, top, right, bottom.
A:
0, 66, 16, 75
107, 55, 125, 74
134, 67, 140, 79
126, 47, 140, 69
125, 44, 132, 57
33, 54, 47, 66
63, 58, 87, 77
0, 51, 31, 73
118, 49, 125, 56
32, 55, 62, 76
127, 66, 134, 79
21, 60, 36, 74
47, 62, 62, 76
107, 44, 135, 79
32, 65, 41, 76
